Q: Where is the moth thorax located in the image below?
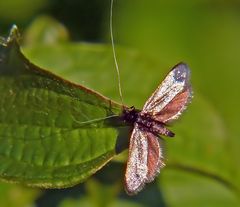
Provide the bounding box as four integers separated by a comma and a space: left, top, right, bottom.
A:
121, 106, 140, 124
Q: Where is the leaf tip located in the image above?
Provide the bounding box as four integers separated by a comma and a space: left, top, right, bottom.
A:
7, 24, 21, 44
0, 25, 21, 47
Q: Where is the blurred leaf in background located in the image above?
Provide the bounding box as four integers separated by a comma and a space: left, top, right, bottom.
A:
113, 0, 240, 205
0, 183, 39, 207
23, 15, 69, 46
0, 0, 240, 207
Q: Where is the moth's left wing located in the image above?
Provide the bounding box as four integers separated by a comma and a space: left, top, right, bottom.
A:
142, 63, 192, 124
125, 123, 164, 195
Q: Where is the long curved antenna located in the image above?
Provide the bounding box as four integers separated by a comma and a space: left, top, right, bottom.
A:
110, 0, 124, 105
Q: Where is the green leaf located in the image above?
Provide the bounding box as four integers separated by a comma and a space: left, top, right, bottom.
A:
0, 26, 128, 188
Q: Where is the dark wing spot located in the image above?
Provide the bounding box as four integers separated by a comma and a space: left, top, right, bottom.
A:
173, 63, 190, 82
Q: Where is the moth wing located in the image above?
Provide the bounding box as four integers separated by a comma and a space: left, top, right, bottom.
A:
125, 123, 164, 195
145, 129, 165, 183
152, 87, 192, 124
142, 63, 192, 124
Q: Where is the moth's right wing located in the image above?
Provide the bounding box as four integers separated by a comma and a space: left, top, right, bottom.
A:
142, 63, 192, 124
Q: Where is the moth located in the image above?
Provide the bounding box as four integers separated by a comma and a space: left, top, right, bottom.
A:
121, 62, 192, 195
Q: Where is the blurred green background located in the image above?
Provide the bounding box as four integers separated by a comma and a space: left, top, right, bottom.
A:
0, 0, 240, 206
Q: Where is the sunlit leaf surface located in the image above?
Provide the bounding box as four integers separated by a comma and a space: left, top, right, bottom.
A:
0, 26, 129, 188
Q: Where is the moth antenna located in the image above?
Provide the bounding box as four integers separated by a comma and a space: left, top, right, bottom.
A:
72, 114, 119, 125
110, 0, 124, 105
